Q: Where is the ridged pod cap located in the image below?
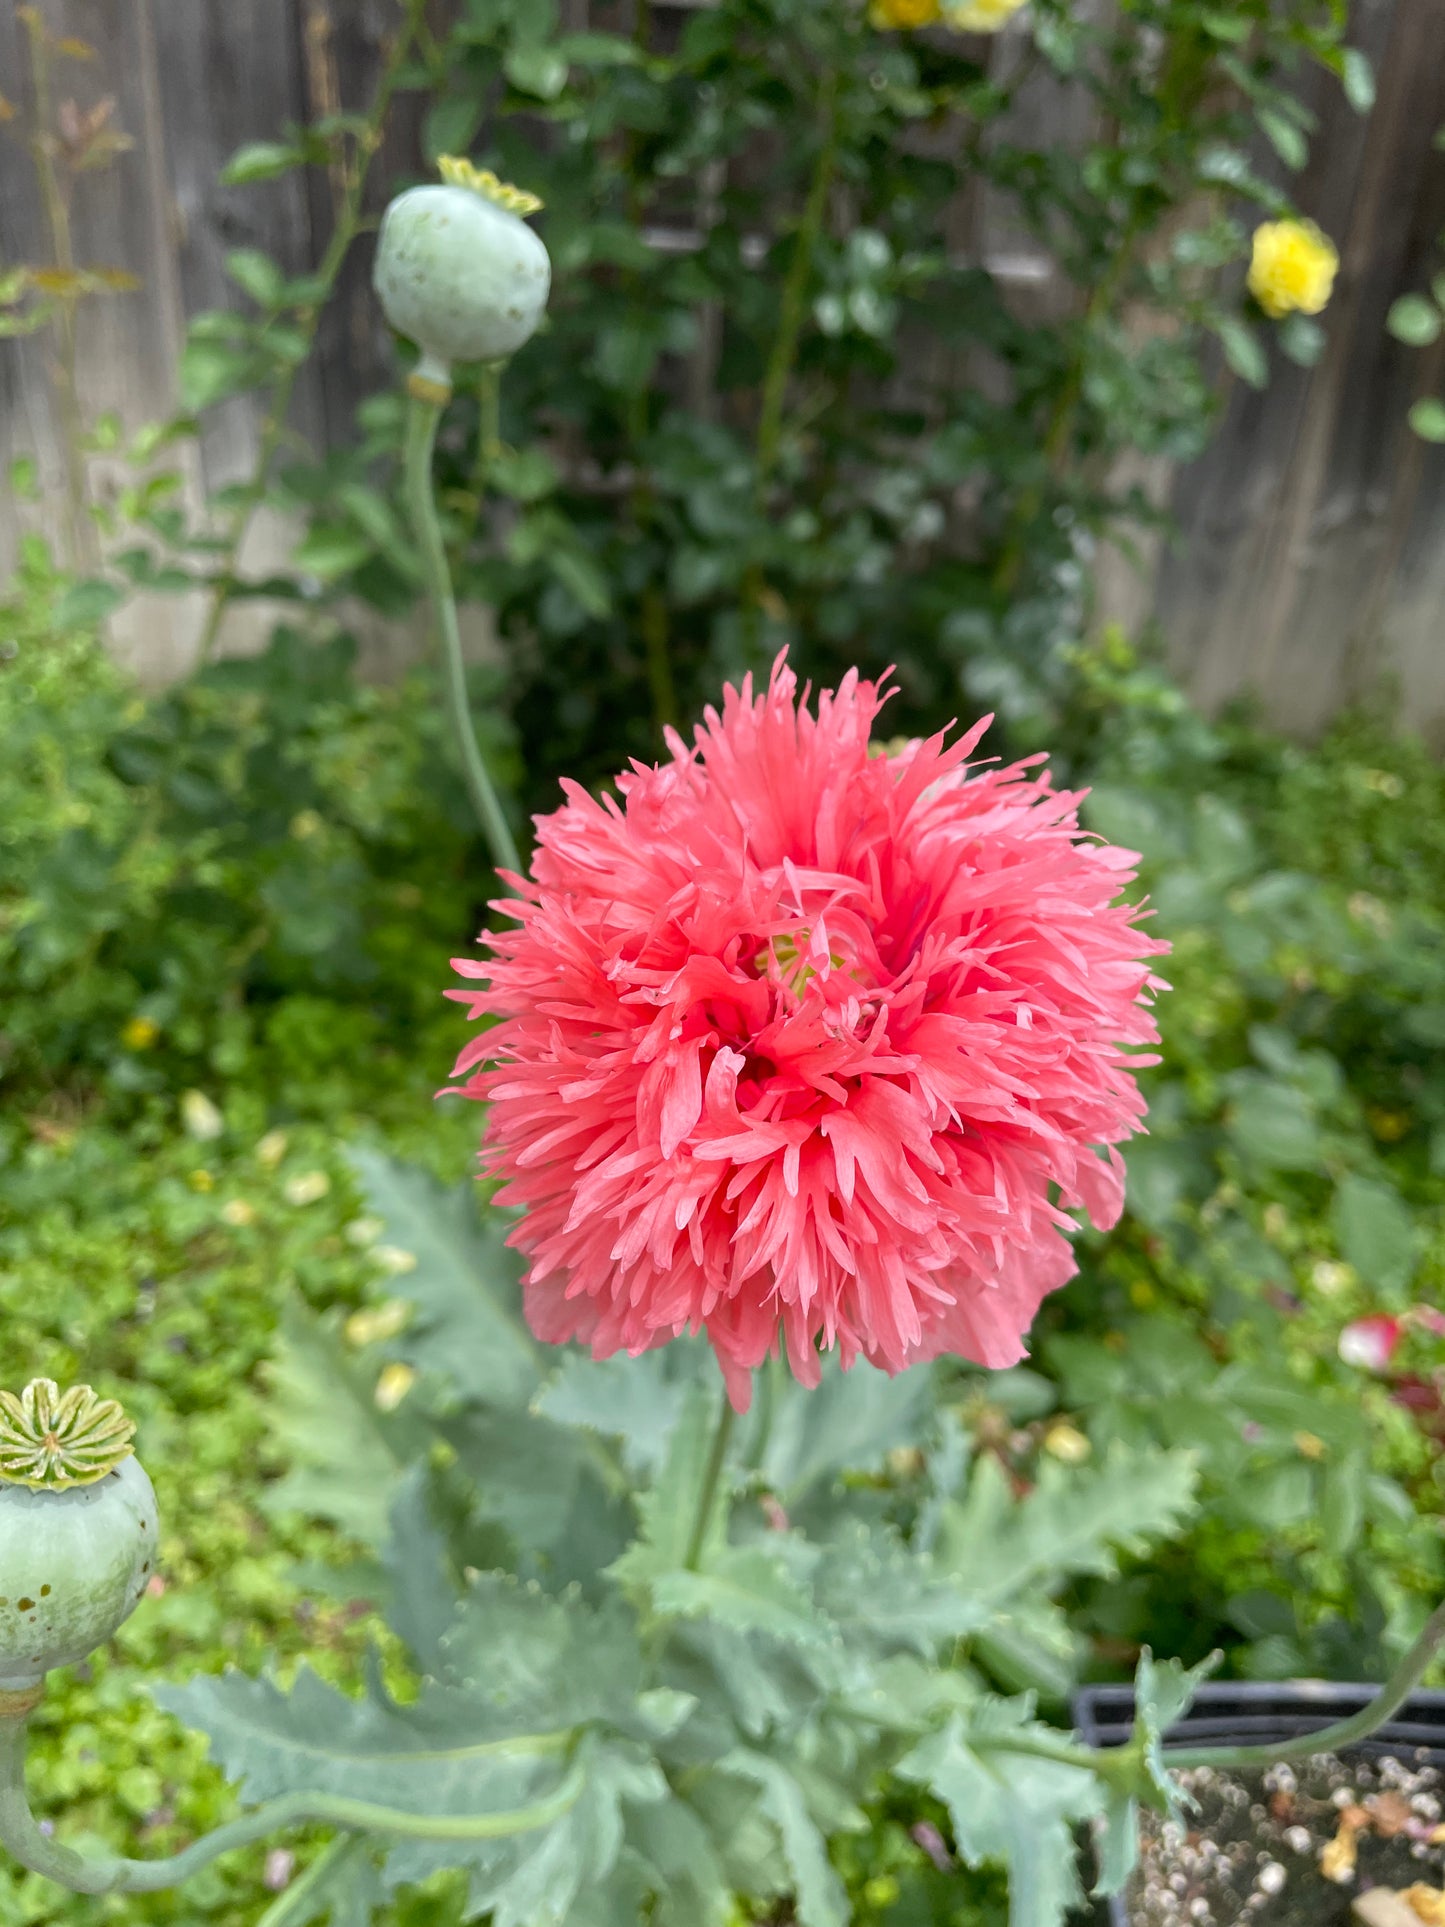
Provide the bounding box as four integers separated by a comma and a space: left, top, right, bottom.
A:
374, 157, 551, 383
0, 1382, 158, 1692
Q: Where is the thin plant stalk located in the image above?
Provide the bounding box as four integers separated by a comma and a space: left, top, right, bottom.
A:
403, 386, 522, 879
0, 1707, 582, 1896
194, 0, 426, 662
755, 65, 839, 494
683, 1394, 737, 1572
1162, 1600, 1445, 1773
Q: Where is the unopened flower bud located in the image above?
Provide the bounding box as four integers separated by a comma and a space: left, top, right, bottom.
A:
0, 1381, 158, 1693
374, 157, 551, 390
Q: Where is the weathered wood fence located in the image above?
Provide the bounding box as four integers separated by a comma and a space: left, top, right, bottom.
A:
2, 0, 1444, 732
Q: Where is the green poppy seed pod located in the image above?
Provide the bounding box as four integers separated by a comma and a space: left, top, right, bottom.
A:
0, 1381, 157, 1696
374, 157, 551, 390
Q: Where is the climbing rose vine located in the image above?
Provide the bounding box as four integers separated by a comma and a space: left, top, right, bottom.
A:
449, 658, 1167, 1407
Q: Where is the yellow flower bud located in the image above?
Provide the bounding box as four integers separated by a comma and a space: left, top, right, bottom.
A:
946, 0, 1028, 30
869, 0, 941, 27
1043, 1421, 1092, 1464
121, 1015, 159, 1051
1247, 219, 1338, 320
375, 1362, 417, 1413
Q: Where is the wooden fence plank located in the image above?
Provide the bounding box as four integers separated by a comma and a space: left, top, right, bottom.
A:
1, 0, 1443, 731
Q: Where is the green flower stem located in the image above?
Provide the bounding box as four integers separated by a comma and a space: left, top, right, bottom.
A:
684, 1394, 738, 1573
403, 386, 523, 879
1162, 1598, 1445, 1773
755, 66, 839, 492
0, 1708, 583, 1896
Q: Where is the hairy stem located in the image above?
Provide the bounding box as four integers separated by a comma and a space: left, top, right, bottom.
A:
403, 387, 522, 878
195, 0, 425, 661
684, 1395, 738, 1573
1163, 1600, 1445, 1772
0, 1710, 583, 1896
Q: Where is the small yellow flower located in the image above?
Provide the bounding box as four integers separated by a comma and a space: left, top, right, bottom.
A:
373, 1245, 418, 1277
121, 1015, 159, 1051
181, 1090, 225, 1142
189, 1168, 215, 1193
869, 0, 941, 27
289, 809, 323, 841
375, 1362, 417, 1413
346, 1300, 412, 1348
1247, 219, 1339, 320
946, 0, 1028, 30
1043, 1421, 1092, 1464
1293, 1429, 1326, 1461
344, 1216, 384, 1248
284, 1170, 331, 1207
221, 1198, 257, 1227
255, 1129, 289, 1169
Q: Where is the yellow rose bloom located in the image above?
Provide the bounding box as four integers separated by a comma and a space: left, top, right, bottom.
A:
869, 0, 941, 25
946, 0, 1028, 29
1247, 219, 1339, 320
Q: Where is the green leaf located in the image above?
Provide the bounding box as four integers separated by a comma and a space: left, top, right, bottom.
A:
628, 1801, 733, 1927
488, 446, 560, 503
1257, 108, 1307, 171
166, 1652, 660, 1926
1331, 1173, 1417, 1297
1198, 10, 1251, 40
504, 44, 569, 100
262, 1299, 417, 1545
1224, 1074, 1320, 1171
760, 1354, 935, 1504
535, 1350, 693, 1478
226, 248, 288, 309
614, 1384, 723, 1573
718, 1753, 850, 1927
348, 1148, 539, 1409
1341, 48, 1376, 112
1387, 295, 1442, 347
813, 1522, 991, 1660
1134, 1648, 1220, 1812
51, 577, 124, 631
179, 337, 258, 412
1319, 1447, 1368, 1558
221, 140, 306, 184
650, 1547, 831, 1648
291, 524, 375, 581
1278, 313, 1325, 366
898, 1702, 1102, 1927
934, 1446, 1198, 1608
383, 1466, 460, 1675
422, 95, 483, 162
1409, 397, 1445, 442
1217, 316, 1268, 388
337, 483, 423, 582
439, 1573, 647, 1735
1091, 1790, 1140, 1897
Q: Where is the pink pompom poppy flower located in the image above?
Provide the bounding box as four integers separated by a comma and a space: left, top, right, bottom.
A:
448, 656, 1167, 1408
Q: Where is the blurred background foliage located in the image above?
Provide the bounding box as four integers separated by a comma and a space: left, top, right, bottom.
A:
2, 0, 1443, 1923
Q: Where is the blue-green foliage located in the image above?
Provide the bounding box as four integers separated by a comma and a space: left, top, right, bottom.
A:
167, 1153, 1204, 1927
